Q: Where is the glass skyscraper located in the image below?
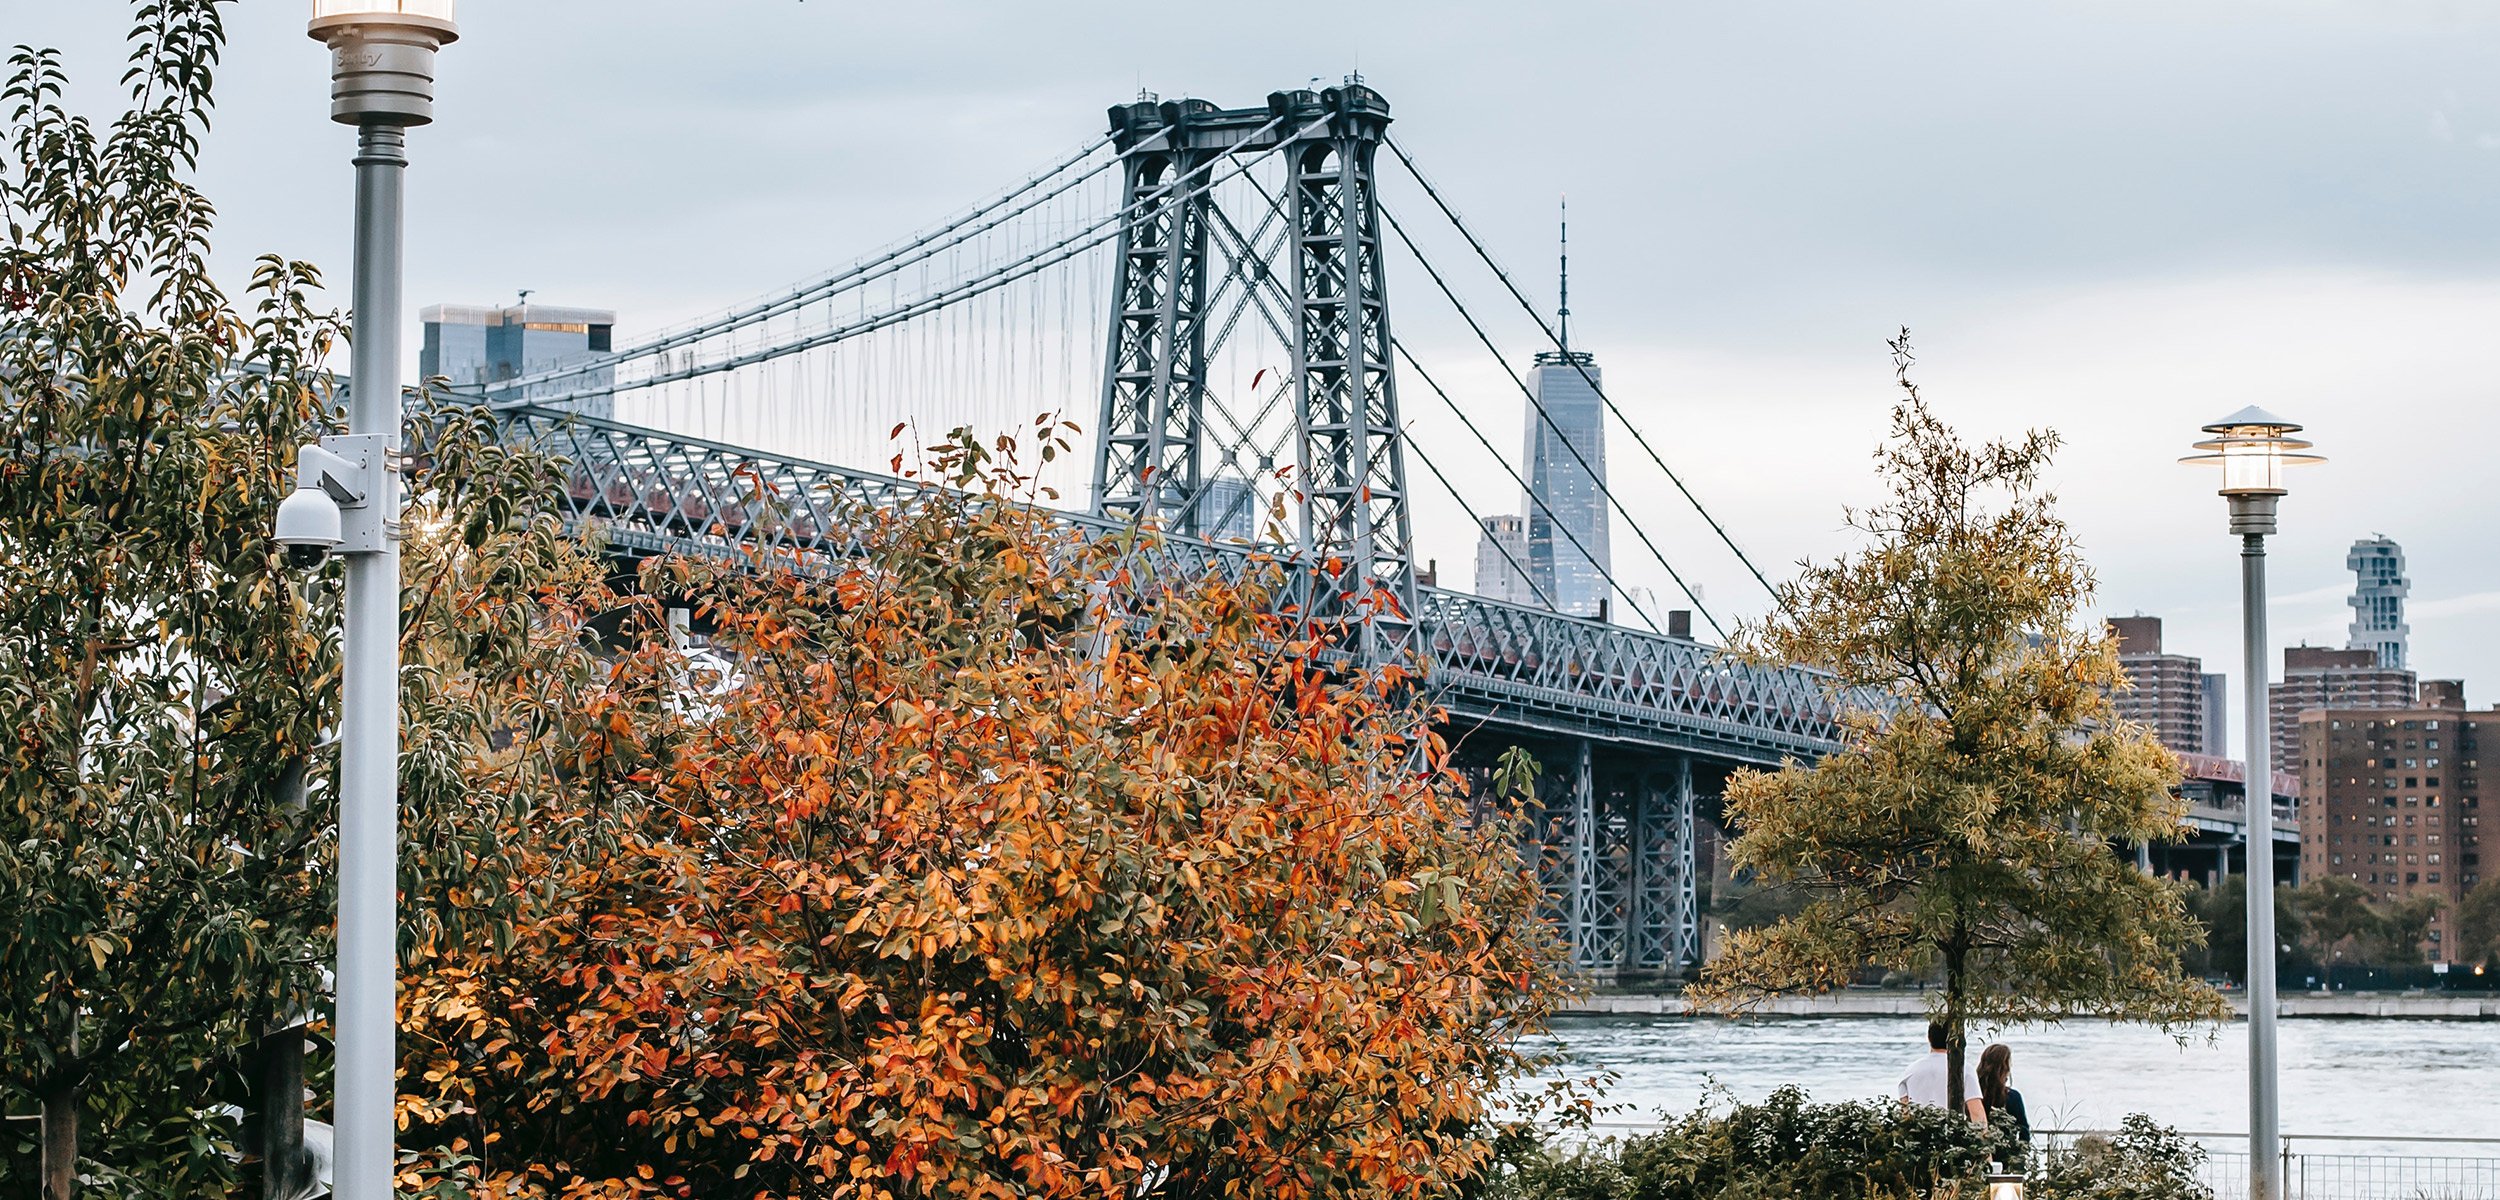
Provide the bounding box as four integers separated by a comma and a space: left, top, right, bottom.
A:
1521, 348, 1611, 618
1467, 205, 1617, 620
420, 302, 617, 418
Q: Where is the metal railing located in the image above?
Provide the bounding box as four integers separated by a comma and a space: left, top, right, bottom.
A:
2037, 1130, 2500, 1199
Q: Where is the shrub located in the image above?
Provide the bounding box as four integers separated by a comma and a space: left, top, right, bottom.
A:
2032, 1116, 2211, 1200
1484, 1089, 2207, 1200
1486, 1085, 2006, 1199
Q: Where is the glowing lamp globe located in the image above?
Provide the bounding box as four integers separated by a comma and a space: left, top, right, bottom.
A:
2180, 405, 2323, 497
307, 1, 459, 126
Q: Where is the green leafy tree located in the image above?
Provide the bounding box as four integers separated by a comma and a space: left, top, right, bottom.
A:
0, 9, 338, 1194
2366, 896, 2443, 966
1688, 335, 2230, 1112
1, 6, 575, 1194
2457, 879, 2500, 969
2290, 876, 2383, 973
2187, 879, 2303, 985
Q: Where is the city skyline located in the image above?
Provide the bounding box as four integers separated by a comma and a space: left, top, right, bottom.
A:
16, 3, 2500, 745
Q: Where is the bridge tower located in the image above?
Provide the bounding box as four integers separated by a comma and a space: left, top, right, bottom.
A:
1093, 85, 1417, 664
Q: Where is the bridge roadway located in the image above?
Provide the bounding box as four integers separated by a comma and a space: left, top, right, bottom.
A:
492, 402, 1848, 769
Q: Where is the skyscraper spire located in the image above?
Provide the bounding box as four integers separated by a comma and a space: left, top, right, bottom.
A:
1557, 194, 1570, 353
1519, 194, 1609, 618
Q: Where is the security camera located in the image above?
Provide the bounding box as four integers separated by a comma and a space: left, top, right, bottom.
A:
274, 437, 390, 569
274, 484, 344, 569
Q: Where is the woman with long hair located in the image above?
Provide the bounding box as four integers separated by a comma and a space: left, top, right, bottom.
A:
1978, 1043, 2031, 1147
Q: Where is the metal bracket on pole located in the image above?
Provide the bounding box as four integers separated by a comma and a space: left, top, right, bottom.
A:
296, 433, 397, 554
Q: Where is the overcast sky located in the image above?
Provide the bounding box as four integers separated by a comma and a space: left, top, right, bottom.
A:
17, 1, 2500, 748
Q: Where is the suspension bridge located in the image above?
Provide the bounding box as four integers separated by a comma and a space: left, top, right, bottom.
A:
468, 83, 1850, 977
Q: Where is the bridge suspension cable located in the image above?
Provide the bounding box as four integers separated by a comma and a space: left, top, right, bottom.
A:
1380, 202, 1721, 640
1383, 135, 1785, 612
500, 134, 1119, 395
520, 114, 1329, 411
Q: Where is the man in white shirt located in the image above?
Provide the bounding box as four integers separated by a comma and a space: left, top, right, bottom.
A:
1897, 1020, 1987, 1124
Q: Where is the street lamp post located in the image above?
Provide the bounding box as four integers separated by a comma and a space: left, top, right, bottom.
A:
2183, 405, 2323, 1200
303, 4, 457, 1198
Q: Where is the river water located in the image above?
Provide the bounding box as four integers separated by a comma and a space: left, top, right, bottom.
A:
1538, 1015, 2500, 1145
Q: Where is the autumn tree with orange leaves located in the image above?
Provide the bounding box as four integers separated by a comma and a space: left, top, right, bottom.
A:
396, 430, 1574, 1199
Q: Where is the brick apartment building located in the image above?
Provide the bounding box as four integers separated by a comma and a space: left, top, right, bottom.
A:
2296, 681, 2487, 963
2273, 645, 2415, 799
2108, 616, 2216, 757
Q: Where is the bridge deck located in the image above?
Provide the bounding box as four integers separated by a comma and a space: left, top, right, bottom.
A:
484, 403, 1846, 765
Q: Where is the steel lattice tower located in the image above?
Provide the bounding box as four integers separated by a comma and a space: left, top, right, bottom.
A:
1093, 85, 1417, 663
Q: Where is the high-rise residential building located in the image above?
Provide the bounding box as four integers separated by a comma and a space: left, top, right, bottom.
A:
420, 301, 617, 417
1518, 207, 1611, 619
2271, 645, 2417, 798
2200, 672, 2230, 756
2346, 536, 2410, 670
1474, 514, 1535, 605
2108, 616, 2208, 757
2295, 686, 2486, 962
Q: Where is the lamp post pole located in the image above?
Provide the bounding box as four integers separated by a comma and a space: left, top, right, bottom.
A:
2185, 406, 2322, 1200
306, 6, 457, 1197
2233, 490, 2283, 1200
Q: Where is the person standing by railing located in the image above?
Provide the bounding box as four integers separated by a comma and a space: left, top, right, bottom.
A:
1898, 1021, 1988, 1125
1979, 1043, 2031, 1148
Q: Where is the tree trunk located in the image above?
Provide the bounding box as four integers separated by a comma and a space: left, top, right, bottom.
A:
256, 759, 313, 1200
253, 1025, 311, 1200
39, 1076, 78, 1200
1942, 938, 1968, 1114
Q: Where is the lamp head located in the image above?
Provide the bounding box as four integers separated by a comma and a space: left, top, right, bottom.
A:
2181, 404, 2323, 498
308, 2, 458, 126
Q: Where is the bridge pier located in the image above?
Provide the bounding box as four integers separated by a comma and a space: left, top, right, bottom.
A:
1492, 739, 1702, 981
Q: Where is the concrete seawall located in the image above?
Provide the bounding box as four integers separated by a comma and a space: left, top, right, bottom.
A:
1560, 990, 2500, 1019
